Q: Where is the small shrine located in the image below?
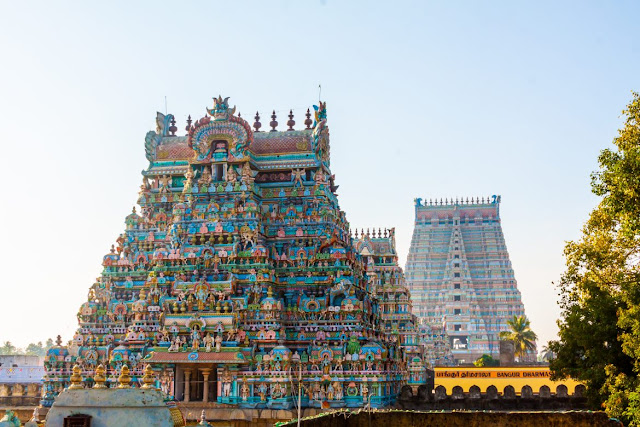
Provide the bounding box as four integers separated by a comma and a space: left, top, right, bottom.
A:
42, 97, 438, 416
44, 364, 184, 426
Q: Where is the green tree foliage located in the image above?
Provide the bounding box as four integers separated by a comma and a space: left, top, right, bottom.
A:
25, 342, 50, 356
474, 354, 500, 367
499, 315, 537, 359
0, 339, 55, 356
548, 92, 640, 425
0, 341, 17, 355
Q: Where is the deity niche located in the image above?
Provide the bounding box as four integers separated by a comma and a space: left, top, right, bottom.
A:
203, 332, 214, 352
257, 383, 268, 401
334, 382, 344, 400
240, 381, 250, 401
215, 333, 222, 352
241, 162, 254, 184
160, 371, 173, 396
226, 165, 237, 183
194, 280, 210, 310
221, 369, 232, 397
239, 226, 256, 250
198, 166, 212, 186
213, 139, 228, 155
270, 383, 285, 399
191, 327, 201, 351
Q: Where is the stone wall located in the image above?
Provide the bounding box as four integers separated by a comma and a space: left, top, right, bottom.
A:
0, 355, 44, 418
0, 356, 44, 368
180, 406, 335, 427
395, 384, 588, 411
0, 384, 42, 399
0, 383, 42, 409
276, 409, 620, 427
45, 388, 180, 427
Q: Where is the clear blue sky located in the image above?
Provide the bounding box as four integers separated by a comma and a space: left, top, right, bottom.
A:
1, 0, 638, 350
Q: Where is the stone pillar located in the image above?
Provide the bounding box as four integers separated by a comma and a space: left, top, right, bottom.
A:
184, 369, 192, 402
499, 340, 515, 366
201, 368, 211, 403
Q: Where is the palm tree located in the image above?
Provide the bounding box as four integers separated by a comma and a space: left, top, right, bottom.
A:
499, 315, 537, 360
539, 344, 555, 362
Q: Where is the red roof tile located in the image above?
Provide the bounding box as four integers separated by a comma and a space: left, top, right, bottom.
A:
156, 140, 194, 161
250, 132, 311, 155
146, 351, 248, 364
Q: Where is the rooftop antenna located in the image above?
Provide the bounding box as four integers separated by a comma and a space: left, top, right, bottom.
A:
318, 84, 322, 102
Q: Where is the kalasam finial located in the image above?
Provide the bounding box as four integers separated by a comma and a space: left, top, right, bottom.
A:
253, 111, 261, 132
69, 365, 84, 390
93, 364, 107, 389
141, 364, 156, 389
117, 364, 132, 388
287, 109, 295, 131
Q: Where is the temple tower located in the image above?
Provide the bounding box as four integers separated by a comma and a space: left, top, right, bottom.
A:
405, 196, 528, 364
42, 97, 411, 418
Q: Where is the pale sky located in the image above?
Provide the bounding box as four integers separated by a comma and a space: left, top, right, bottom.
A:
0, 1, 639, 351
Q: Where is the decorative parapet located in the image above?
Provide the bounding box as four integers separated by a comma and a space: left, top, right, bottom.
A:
395, 382, 588, 411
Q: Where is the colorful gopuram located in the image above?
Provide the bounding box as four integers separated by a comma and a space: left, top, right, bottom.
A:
353, 228, 431, 388
43, 97, 418, 413
417, 322, 454, 368
405, 197, 530, 364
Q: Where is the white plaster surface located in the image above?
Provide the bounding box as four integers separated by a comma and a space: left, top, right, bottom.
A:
45, 388, 176, 427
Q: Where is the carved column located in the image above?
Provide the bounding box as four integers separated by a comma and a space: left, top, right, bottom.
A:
184, 369, 192, 402
201, 368, 211, 403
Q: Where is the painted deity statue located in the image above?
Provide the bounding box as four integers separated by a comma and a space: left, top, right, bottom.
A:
194, 279, 209, 311
183, 168, 195, 193
241, 162, 253, 184
258, 383, 267, 401
215, 333, 222, 352
202, 332, 213, 352
240, 380, 250, 401
222, 370, 232, 397
226, 165, 237, 183
191, 327, 201, 351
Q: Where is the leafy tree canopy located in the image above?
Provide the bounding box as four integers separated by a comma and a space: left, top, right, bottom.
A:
0, 339, 55, 356
548, 92, 640, 425
474, 354, 500, 367
0, 341, 17, 355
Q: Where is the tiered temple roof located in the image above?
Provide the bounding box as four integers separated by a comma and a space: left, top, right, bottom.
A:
405, 196, 530, 364
43, 97, 425, 412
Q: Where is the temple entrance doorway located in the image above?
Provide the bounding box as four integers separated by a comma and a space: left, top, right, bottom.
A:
176, 364, 218, 403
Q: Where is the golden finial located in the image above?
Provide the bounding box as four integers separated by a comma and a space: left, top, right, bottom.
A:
141, 364, 156, 389
68, 364, 84, 390
117, 364, 132, 388
93, 364, 107, 389
199, 409, 211, 426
